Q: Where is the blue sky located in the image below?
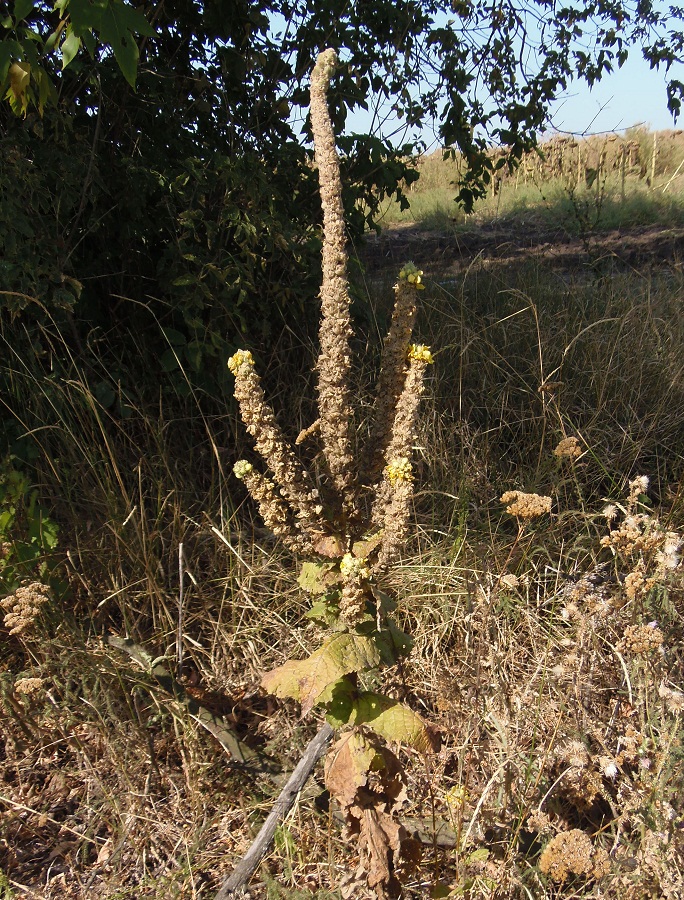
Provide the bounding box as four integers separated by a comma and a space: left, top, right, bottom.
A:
548, 53, 683, 137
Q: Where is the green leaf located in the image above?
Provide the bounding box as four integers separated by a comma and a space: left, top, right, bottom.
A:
261, 632, 382, 715
185, 339, 202, 372
350, 692, 435, 752
0, 41, 20, 83
40, 518, 59, 550
161, 327, 186, 347
304, 595, 340, 627
172, 274, 197, 287
298, 560, 338, 595
159, 348, 180, 372
98, 2, 145, 88
67, 0, 106, 32
61, 25, 81, 68
13, 0, 35, 22
111, 1, 156, 37
373, 622, 414, 665
93, 380, 115, 408
465, 848, 490, 864
320, 676, 356, 727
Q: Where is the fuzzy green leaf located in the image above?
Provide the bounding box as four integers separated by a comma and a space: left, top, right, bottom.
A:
262, 632, 382, 715
320, 676, 356, 727
304, 595, 340, 627
298, 560, 337, 595
350, 692, 434, 752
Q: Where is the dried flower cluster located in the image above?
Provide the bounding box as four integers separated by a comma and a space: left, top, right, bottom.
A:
600, 476, 682, 602
539, 829, 610, 883
14, 676, 44, 697
617, 622, 664, 655
501, 490, 552, 520
658, 682, 684, 713
1, 582, 50, 635
228, 50, 433, 609
554, 436, 582, 460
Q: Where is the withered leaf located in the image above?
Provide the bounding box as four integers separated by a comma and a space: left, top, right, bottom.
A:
313, 534, 345, 558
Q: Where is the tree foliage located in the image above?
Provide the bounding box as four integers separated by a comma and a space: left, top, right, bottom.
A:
0, 0, 682, 419
3, 0, 682, 197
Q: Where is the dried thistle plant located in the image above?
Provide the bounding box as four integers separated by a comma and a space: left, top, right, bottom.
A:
226, 49, 436, 899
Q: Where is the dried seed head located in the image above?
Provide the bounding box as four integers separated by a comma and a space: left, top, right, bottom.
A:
602, 504, 618, 521
501, 490, 552, 520
553, 436, 582, 460
1, 582, 51, 636
14, 677, 44, 697
617, 622, 664, 655
539, 829, 610, 883
658, 683, 684, 713
627, 474, 649, 511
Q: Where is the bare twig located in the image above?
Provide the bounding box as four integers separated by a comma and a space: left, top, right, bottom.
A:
214, 722, 334, 899
177, 541, 185, 674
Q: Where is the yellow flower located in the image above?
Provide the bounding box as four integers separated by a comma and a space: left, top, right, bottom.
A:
385, 457, 413, 484
340, 552, 370, 580
227, 349, 254, 375
398, 262, 426, 290
408, 344, 434, 364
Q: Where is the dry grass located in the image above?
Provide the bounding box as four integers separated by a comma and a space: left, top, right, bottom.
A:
2, 208, 684, 898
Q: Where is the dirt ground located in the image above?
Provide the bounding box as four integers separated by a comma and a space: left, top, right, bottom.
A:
361, 222, 684, 276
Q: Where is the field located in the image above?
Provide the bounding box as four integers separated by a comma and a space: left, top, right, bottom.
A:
1, 129, 684, 899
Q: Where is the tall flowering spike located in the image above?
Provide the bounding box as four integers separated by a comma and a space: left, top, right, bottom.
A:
362, 264, 424, 483
372, 343, 433, 516
374, 458, 415, 572
228, 350, 326, 537
234, 461, 314, 553
383, 344, 433, 463
310, 48, 357, 522
371, 344, 433, 566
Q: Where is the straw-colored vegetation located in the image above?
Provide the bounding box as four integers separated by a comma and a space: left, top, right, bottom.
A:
378, 128, 684, 236
2, 65, 684, 900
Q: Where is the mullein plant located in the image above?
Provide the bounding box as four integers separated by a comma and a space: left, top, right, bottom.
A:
229, 49, 435, 897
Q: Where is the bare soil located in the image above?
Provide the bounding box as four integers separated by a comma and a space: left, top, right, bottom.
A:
361, 221, 684, 276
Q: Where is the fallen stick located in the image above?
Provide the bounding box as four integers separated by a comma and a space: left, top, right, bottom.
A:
214, 722, 334, 899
